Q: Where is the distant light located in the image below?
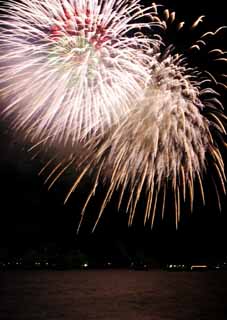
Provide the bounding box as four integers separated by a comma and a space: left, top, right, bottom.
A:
191, 265, 208, 270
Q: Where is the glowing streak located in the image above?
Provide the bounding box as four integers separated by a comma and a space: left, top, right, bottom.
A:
44, 160, 64, 185
177, 22, 185, 31
161, 184, 166, 220
151, 191, 158, 227
197, 172, 205, 206
77, 158, 104, 232
38, 158, 54, 176
64, 163, 91, 204
48, 158, 75, 190
201, 26, 227, 38
191, 15, 205, 29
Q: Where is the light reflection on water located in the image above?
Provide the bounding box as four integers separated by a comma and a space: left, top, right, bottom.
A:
0, 270, 227, 320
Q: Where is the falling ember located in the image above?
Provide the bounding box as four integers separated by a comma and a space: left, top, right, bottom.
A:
0, 0, 161, 144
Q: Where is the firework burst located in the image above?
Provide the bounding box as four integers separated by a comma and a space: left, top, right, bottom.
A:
38, 9, 227, 232
1, 2, 226, 232
0, 0, 161, 144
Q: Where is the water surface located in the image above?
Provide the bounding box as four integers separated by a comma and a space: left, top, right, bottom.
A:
0, 270, 227, 319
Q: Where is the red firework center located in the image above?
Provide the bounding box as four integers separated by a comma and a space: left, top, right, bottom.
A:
50, 3, 110, 49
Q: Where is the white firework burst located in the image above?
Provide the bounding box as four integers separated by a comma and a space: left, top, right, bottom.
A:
0, 0, 161, 144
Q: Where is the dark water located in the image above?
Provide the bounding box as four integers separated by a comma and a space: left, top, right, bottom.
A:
0, 270, 227, 320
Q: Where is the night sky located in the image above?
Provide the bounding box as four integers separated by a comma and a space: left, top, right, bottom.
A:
0, 0, 226, 264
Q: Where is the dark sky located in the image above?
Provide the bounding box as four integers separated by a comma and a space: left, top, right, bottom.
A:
0, 0, 226, 262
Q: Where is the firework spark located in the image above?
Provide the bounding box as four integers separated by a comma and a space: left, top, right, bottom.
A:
0, 0, 161, 144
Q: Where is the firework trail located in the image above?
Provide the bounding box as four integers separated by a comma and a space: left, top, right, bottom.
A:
38, 9, 227, 232
0, 0, 161, 144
